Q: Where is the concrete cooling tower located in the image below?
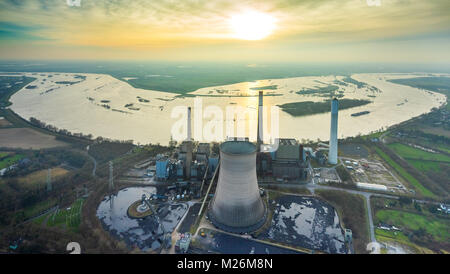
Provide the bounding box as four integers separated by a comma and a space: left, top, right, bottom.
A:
208, 141, 267, 233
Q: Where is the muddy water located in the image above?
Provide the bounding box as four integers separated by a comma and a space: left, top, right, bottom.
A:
96, 186, 188, 251
9, 72, 446, 145
260, 195, 347, 254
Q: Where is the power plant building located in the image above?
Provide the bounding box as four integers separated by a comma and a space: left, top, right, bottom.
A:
156, 155, 170, 181
208, 141, 267, 233
270, 138, 307, 180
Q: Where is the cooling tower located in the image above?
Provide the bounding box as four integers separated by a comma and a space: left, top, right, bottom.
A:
328, 98, 339, 165
208, 141, 266, 233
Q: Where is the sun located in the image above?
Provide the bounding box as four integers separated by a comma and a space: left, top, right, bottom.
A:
228, 11, 276, 40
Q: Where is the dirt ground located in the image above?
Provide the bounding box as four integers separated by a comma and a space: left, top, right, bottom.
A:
0, 117, 12, 127
17, 167, 69, 188
0, 127, 67, 149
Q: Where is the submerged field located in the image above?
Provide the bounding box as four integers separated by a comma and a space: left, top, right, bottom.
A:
6, 72, 446, 145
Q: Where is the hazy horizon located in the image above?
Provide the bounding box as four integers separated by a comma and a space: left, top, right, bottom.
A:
0, 0, 449, 63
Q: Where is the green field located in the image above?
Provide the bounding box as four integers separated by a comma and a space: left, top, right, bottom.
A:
0, 154, 24, 169
374, 147, 435, 198
388, 143, 450, 163
387, 143, 450, 173
375, 229, 434, 253
408, 160, 444, 172
47, 199, 83, 231
375, 210, 450, 242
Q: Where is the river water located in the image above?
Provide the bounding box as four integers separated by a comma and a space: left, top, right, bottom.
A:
8, 72, 447, 145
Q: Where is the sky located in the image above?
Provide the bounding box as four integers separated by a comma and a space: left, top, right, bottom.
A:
0, 0, 449, 63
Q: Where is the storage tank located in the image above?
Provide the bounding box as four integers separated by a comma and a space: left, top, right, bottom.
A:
208, 141, 266, 233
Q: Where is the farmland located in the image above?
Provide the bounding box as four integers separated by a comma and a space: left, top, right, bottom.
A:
375, 210, 449, 243
374, 147, 435, 198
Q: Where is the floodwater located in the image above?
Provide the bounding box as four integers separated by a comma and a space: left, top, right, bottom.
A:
260, 195, 347, 254
8, 72, 447, 145
96, 186, 188, 251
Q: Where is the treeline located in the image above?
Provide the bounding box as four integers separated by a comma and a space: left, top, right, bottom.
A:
1, 148, 88, 178
88, 140, 135, 163
315, 189, 369, 254
401, 129, 450, 146
29, 117, 93, 141
336, 165, 354, 184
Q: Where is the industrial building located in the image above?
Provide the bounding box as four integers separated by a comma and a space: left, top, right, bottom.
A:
208, 141, 267, 233
262, 138, 308, 180
356, 182, 388, 191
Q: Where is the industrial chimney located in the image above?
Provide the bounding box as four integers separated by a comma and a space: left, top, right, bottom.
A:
187, 106, 192, 141
184, 106, 193, 179
328, 98, 339, 165
257, 91, 263, 151
208, 141, 266, 233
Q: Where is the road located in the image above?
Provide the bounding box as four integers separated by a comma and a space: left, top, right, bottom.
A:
87, 154, 97, 177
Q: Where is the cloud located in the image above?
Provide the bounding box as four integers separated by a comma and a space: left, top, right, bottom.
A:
0, 0, 448, 61
0, 21, 50, 41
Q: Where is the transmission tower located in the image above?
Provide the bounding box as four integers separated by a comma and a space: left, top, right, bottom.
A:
109, 161, 114, 191
46, 168, 52, 192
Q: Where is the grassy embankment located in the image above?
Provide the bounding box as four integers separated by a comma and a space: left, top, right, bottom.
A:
374, 147, 435, 198
0, 153, 24, 169
387, 142, 450, 173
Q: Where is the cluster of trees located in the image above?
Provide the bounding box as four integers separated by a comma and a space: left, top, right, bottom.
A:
88, 140, 134, 163
29, 117, 94, 141
336, 165, 354, 184
2, 149, 87, 178
279, 99, 371, 117
315, 189, 369, 254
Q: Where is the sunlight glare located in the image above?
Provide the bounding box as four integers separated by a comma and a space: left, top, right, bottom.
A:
229, 11, 276, 40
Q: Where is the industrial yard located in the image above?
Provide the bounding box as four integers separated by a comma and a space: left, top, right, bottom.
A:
1, 79, 448, 255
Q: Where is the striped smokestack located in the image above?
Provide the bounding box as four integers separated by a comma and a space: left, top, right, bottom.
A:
187, 106, 192, 141
257, 91, 263, 151
328, 98, 339, 165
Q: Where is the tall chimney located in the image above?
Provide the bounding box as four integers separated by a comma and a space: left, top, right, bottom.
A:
257, 91, 263, 151
187, 107, 192, 141
328, 98, 339, 165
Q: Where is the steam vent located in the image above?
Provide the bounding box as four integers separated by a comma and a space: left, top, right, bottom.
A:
208, 141, 267, 233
